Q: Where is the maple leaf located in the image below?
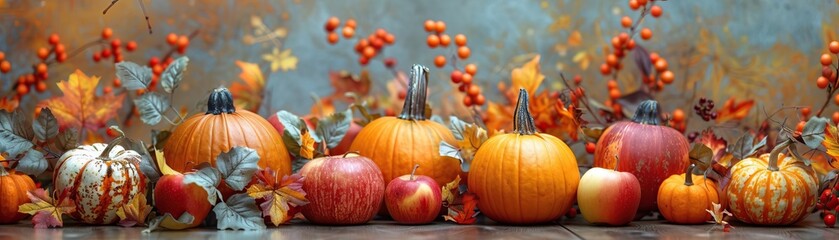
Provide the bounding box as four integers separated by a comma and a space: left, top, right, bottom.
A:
299, 130, 315, 159
246, 169, 309, 226
715, 97, 754, 123
696, 128, 728, 161
550, 98, 580, 141
230, 61, 265, 113
116, 192, 152, 227
18, 188, 75, 228
262, 47, 298, 72
510, 55, 544, 99
706, 202, 733, 232
36, 70, 125, 133
441, 175, 461, 205
443, 192, 479, 225
457, 124, 488, 161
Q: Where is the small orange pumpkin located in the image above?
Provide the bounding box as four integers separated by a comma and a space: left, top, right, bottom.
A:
725, 139, 818, 225
349, 65, 458, 188
0, 166, 37, 224
164, 88, 291, 175
657, 164, 720, 224
468, 89, 580, 224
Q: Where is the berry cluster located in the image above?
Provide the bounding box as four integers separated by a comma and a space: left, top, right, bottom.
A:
817, 183, 839, 227
693, 97, 717, 121
133, 32, 192, 94
323, 16, 396, 67
602, 79, 623, 115
424, 20, 470, 67
792, 107, 813, 133
91, 28, 139, 63
450, 63, 485, 106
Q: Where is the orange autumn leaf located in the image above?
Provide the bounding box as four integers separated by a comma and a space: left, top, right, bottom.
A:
230, 61, 265, 112
443, 192, 479, 225
299, 130, 315, 159
310, 97, 336, 119
510, 55, 544, 98
247, 169, 308, 226
116, 192, 152, 227
0, 97, 19, 111
329, 70, 372, 103
37, 70, 125, 132
818, 124, 839, 175
549, 98, 580, 141
715, 97, 754, 123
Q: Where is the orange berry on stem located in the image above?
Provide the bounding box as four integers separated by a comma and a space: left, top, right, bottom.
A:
424, 20, 435, 32
611, 37, 622, 49
458, 84, 468, 92
376, 28, 387, 39
37, 48, 49, 60
801, 107, 811, 117
326, 17, 340, 32
796, 121, 805, 132
600, 63, 611, 75
609, 88, 621, 99
655, 59, 668, 71
48, 33, 60, 45
621, 16, 632, 28
434, 55, 447, 68
148, 57, 160, 67
36, 63, 47, 74
397, 90, 407, 100
113, 78, 122, 87
465, 64, 478, 75
672, 109, 685, 122
427, 34, 440, 48
358, 56, 369, 65
0, 51, 5, 61
370, 38, 384, 49
36, 81, 47, 92
17, 84, 28, 95
628, 0, 640, 10
585, 142, 596, 154
618, 32, 630, 44
467, 84, 480, 96
152, 64, 163, 75
439, 34, 451, 47
474, 94, 486, 106
56, 53, 67, 63
0, 61, 11, 73
606, 54, 619, 67
435, 21, 446, 33
103, 86, 113, 95
650, 5, 663, 17
457, 46, 471, 59
833, 112, 839, 124
463, 95, 473, 107
821, 53, 833, 66
626, 39, 636, 50
831, 41, 839, 54
454, 34, 467, 46
55, 44, 66, 55
637, 0, 648, 5
660, 70, 674, 84
342, 27, 355, 38
327, 32, 339, 44
834, 93, 839, 106
177, 36, 189, 48
345, 19, 357, 28
166, 33, 177, 45
126, 41, 137, 51
102, 28, 114, 39
462, 73, 473, 84
363, 46, 376, 58
640, 28, 653, 40
111, 39, 122, 49
384, 57, 396, 68
451, 70, 463, 83
607, 79, 618, 89
649, 52, 660, 63
818, 76, 829, 89
384, 34, 396, 44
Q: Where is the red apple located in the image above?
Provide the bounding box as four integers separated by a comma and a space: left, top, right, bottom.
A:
299, 153, 385, 225
154, 174, 213, 227
385, 164, 442, 224
266, 112, 362, 155
577, 166, 641, 226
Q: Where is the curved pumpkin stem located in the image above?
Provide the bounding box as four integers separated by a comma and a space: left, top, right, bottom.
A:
97, 126, 126, 161
768, 139, 792, 171
410, 164, 419, 181
398, 64, 430, 121
632, 100, 661, 126
513, 88, 537, 135
207, 87, 236, 115
684, 164, 696, 186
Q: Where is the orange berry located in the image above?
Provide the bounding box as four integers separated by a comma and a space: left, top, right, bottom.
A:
358, 56, 369, 66
370, 38, 384, 50
467, 84, 480, 97
26, 74, 35, 84
36, 81, 47, 92
655, 59, 668, 71
36, 63, 47, 74
384, 34, 396, 44
801, 107, 811, 117
585, 142, 596, 154
0, 51, 4, 61
166, 33, 177, 45
16, 84, 28, 95
464, 64, 478, 75
113, 78, 122, 87
818, 76, 830, 89
434, 55, 447, 68
375, 28, 387, 39
384, 57, 396, 68
397, 90, 407, 100
111, 38, 122, 49
574, 75, 583, 85
439, 34, 451, 47
342, 27, 354, 38
628, 0, 640, 10
649, 52, 660, 63
626, 39, 636, 50
451, 70, 463, 83
325, 17, 340, 32
650, 5, 663, 17
177, 36, 189, 48
102, 28, 113, 39
345, 19, 357, 28
463, 95, 473, 107
660, 70, 674, 84
833, 112, 839, 124
435, 21, 446, 33
640, 28, 652, 40
458, 84, 468, 92
611, 37, 622, 49
126, 41, 137, 51
600, 63, 611, 75
606, 54, 619, 67
831, 41, 839, 54
618, 32, 630, 44
607, 79, 618, 89
835, 94, 839, 106
0, 60, 10, 73
637, 0, 648, 5
474, 94, 486, 106
609, 88, 621, 99
152, 64, 163, 75
462, 73, 473, 84
427, 34, 440, 48
48, 33, 60, 45
327, 32, 339, 44
457, 46, 471, 59
821, 53, 833, 66
424, 20, 435, 32
796, 121, 806, 132
363, 46, 376, 58
454, 34, 467, 46
621, 16, 632, 28
37, 47, 49, 60
672, 109, 685, 122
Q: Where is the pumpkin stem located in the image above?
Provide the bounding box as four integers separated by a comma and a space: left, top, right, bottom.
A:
398, 64, 430, 121
768, 139, 792, 171
97, 126, 126, 160
513, 88, 537, 135
684, 164, 696, 186
410, 164, 419, 181
206, 87, 236, 115
631, 100, 661, 125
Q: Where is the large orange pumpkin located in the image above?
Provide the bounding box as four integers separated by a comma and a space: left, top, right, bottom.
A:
164, 87, 291, 175
593, 100, 689, 215
468, 89, 579, 224
0, 166, 37, 224
725, 139, 818, 225
349, 65, 458, 189
657, 164, 720, 224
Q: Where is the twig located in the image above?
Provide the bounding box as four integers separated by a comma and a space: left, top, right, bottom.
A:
103, 0, 153, 34
815, 61, 839, 117
559, 72, 604, 125
103, 0, 119, 14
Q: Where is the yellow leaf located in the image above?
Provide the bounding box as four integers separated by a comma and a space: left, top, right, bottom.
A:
457, 124, 487, 161
37, 70, 125, 133
299, 130, 315, 159
230, 61, 265, 112
116, 193, 152, 227
155, 149, 180, 176
511, 55, 544, 96
262, 47, 298, 72
823, 124, 839, 162
572, 51, 591, 70
567, 30, 582, 47
441, 175, 461, 204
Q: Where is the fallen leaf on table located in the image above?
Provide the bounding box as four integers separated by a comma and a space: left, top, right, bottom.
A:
441, 175, 462, 205
247, 169, 309, 226
706, 202, 733, 232
443, 192, 479, 225
17, 188, 75, 228
116, 192, 152, 227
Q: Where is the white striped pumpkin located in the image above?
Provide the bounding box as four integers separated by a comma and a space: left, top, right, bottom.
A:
724, 140, 818, 225
54, 143, 146, 224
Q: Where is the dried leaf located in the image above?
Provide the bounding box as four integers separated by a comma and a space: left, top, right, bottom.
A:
443, 192, 479, 225
11, 109, 33, 141
689, 143, 714, 173
439, 141, 467, 172
33, 108, 58, 142
582, 127, 604, 142
37, 70, 125, 133
802, 117, 829, 149
214, 193, 266, 230
276, 111, 308, 158
115, 61, 153, 90
247, 171, 308, 226
705, 202, 733, 232
216, 147, 260, 191
160, 56, 189, 93
823, 124, 839, 164
18, 188, 75, 228
116, 192, 152, 227
441, 175, 462, 205
715, 98, 754, 123
134, 93, 170, 126
262, 47, 298, 72
230, 61, 266, 113
143, 212, 195, 232
510, 55, 544, 97
696, 128, 727, 162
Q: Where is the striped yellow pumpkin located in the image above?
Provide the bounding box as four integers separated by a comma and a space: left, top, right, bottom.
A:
724, 140, 818, 225
54, 142, 146, 224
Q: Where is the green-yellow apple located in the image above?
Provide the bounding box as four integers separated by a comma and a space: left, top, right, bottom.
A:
577, 166, 641, 226
385, 165, 442, 224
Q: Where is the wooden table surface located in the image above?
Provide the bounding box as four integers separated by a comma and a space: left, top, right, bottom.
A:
0, 214, 836, 240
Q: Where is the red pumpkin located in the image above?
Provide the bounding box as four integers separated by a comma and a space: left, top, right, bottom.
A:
299, 153, 385, 225
593, 100, 690, 215
0, 166, 37, 224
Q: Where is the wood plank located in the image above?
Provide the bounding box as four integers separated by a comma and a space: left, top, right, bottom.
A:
561, 214, 837, 240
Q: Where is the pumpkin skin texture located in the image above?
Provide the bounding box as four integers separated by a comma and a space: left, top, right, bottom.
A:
349, 65, 458, 195
725, 140, 818, 225
593, 100, 689, 215
165, 88, 291, 175
657, 164, 720, 224
54, 143, 146, 224
468, 89, 580, 224
0, 167, 37, 224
